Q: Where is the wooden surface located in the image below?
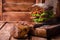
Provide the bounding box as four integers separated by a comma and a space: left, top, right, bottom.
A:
3, 0, 36, 12
0, 22, 60, 40
0, 0, 60, 40
0, 0, 2, 21
0, 22, 15, 40
3, 12, 32, 21
0, 22, 47, 40
0, 0, 59, 21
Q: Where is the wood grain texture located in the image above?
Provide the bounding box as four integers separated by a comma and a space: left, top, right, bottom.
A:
0, 22, 47, 40
3, 12, 32, 21
0, 0, 2, 21
0, 22, 15, 40
3, 0, 36, 12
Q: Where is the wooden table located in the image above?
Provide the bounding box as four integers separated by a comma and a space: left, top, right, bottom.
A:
0, 22, 60, 40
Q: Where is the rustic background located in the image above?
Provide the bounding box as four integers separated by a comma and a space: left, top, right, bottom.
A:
0, 0, 59, 21
0, 0, 2, 20
0, 0, 60, 40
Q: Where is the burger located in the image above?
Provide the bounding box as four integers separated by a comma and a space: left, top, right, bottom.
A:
31, 3, 54, 23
